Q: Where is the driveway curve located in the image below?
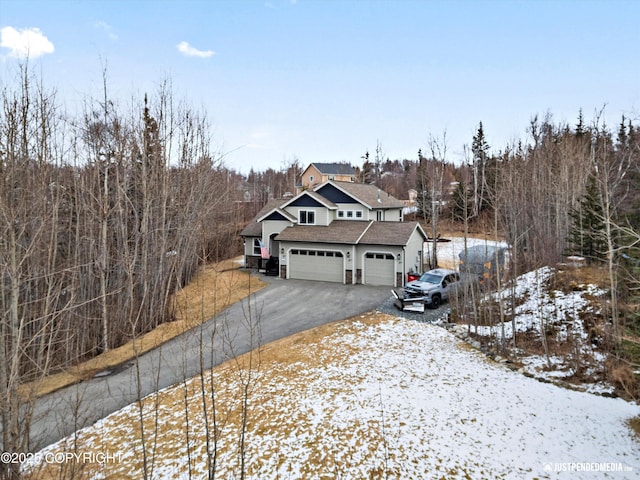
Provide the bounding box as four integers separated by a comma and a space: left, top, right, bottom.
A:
29, 276, 392, 450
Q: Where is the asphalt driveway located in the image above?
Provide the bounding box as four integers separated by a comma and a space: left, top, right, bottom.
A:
29, 276, 392, 450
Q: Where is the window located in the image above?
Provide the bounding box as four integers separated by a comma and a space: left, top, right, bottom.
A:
376, 211, 383, 221
338, 210, 363, 219
253, 239, 261, 255
365, 253, 394, 260
309, 175, 314, 182
299, 210, 315, 224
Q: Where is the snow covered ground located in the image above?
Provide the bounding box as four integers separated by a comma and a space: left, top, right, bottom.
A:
25, 314, 639, 479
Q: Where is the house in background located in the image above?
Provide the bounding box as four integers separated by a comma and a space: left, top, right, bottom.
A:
297, 162, 357, 193
241, 179, 427, 287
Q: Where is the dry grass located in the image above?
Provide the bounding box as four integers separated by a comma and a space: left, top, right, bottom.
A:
555, 264, 610, 291
20, 258, 267, 399
24, 312, 396, 480
629, 415, 640, 438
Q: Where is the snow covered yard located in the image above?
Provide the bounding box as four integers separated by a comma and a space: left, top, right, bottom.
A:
24, 313, 639, 479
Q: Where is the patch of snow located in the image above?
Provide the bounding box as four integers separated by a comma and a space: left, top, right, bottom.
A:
25, 318, 639, 479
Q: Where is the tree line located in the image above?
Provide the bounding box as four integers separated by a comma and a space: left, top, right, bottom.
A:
414, 113, 640, 396
0, 68, 258, 468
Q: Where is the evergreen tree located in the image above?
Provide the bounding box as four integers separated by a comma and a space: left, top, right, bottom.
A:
471, 122, 490, 215
415, 149, 430, 219
575, 108, 585, 137
567, 173, 606, 262
360, 150, 374, 183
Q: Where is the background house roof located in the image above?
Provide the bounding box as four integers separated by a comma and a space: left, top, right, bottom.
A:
310, 163, 356, 175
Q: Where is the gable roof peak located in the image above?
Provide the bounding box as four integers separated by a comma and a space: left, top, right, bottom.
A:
316, 180, 404, 209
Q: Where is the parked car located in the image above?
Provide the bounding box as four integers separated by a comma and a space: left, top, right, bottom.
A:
394, 268, 463, 311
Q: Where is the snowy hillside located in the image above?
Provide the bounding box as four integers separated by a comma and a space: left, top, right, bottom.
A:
25, 314, 639, 479
453, 265, 618, 395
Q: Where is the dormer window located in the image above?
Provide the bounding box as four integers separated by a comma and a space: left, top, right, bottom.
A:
299, 210, 315, 224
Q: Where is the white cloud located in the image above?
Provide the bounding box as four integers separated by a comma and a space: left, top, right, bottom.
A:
94, 21, 118, 40
0, 26, 55, 59
176, 41, 215, 58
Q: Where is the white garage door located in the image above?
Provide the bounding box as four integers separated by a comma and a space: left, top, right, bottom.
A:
289, 249, 344, 283
364, 253, 396, 286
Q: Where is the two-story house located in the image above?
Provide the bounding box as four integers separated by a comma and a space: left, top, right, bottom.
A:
297, 162, 357, 193
240, 180, 427, 287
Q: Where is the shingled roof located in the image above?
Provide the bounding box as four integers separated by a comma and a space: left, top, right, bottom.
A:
311, 162, 356, 175
359, 221, 424, 246
240, 198, 287, 236
316, 181, 405, 209
275, 220, 425, 246
275, 221, 369, 244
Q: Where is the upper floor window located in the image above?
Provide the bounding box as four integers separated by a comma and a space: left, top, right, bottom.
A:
338, 209, 364, 220
309, 175, 314, 182
299, 210, 315, 224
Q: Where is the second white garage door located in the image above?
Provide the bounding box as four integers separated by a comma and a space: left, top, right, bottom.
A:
364, 253, 396, 286
289, 249, 344, 283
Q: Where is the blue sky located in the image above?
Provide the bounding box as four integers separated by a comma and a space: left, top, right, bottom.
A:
1, 0, 639, 173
